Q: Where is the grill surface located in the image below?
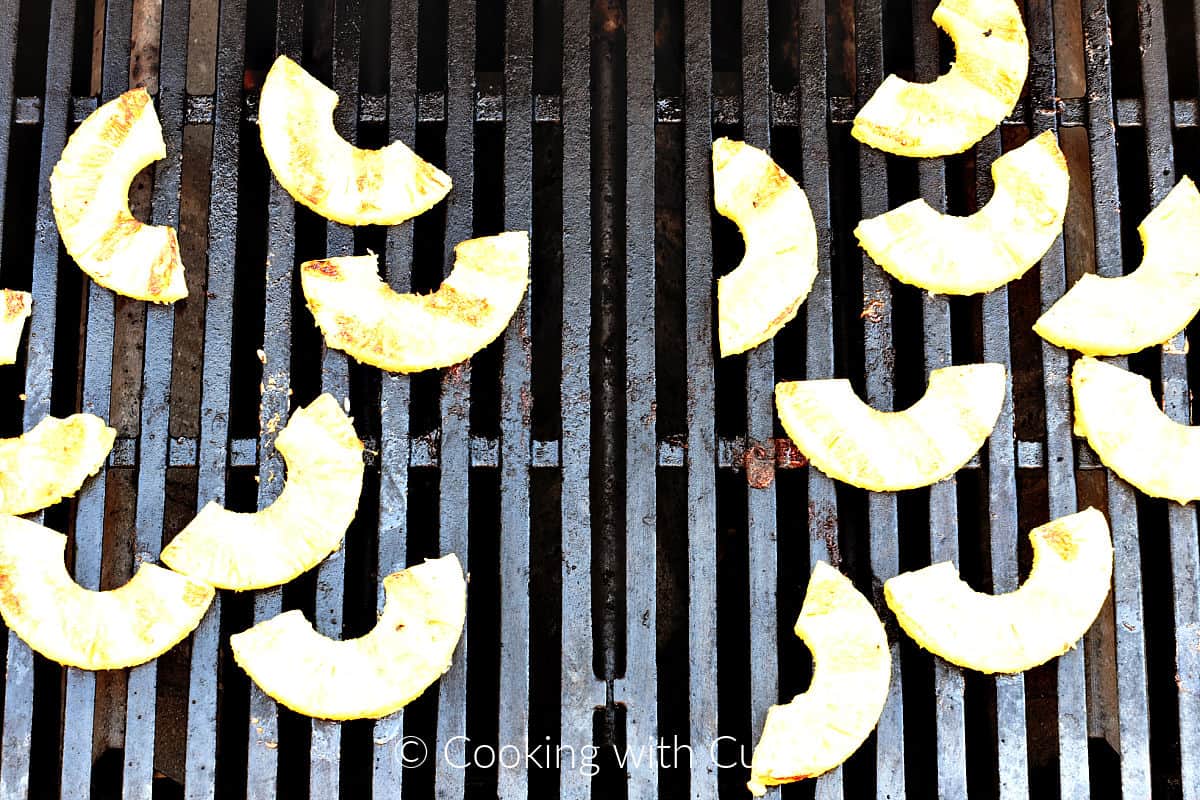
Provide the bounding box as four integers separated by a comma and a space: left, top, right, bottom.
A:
0, 0, 1198, 797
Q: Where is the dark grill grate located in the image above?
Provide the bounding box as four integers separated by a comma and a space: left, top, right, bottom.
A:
0, 0, 1199, 797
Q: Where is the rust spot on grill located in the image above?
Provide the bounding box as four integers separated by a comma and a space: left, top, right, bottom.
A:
743, 441, 775, 489
773, 438, 807, 468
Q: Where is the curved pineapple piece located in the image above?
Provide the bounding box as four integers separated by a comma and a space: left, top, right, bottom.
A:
161, 394, 363, 591
885, 508, 1112, 674
231, 554, 466, 720
50, 88, 187, 302
301, 231, 529, 373
0, 290, 31, 364
774, 363, 1005, 491
852, 0, 1028, 157
855, 131, 1067, 295
713, 137, 818, 356
259, 55, 452, 226
1071, 356, 1200, 504
1034, 177, 1200, 356
0, 515, 213, 670
747, 562, 890, 795
0, 414, 115, 515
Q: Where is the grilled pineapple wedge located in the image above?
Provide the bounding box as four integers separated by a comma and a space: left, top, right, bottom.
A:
1034, 177, 1200, 356
855, 131, 1067, 295
1072, 356, 1200, 504
775, 363, 1004, 491
231, 554, 466, 720
852, 0, 1027, 156
885, 508, 1112, 674
0, 515, 213, 670
301, 232, 529, 373
161, 394, 363, 591
0, 414, 115, 515
747, 562, 890, 795
0, 290, 31, 364
713, 137, 818, 356
50, 88, 187, 302
259, 55, 452, 226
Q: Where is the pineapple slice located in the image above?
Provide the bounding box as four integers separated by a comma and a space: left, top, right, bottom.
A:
1071, 356, 1200, 504
885, 508, 1112, 674
1034, 177, 1200, 356
161, 394, 363, 591
855, 131, 1067, 295
259, 55, 452, 226
0, 290, 31, 364
747, 562, 890, 795
50, 88, 187, 302
231, 554, 466, 720
0, 514, 213, 670
713, 137, 818, 356
301, 232, 529, 373
852, 0, 1028, 157
0, 414, 115, 515
774, 363, 1005, 491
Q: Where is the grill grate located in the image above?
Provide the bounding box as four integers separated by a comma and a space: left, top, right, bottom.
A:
0, 0, 1199, 797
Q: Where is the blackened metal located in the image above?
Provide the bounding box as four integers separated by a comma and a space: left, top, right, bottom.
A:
248, 0, 302, 795
683, 0, 720, 794
1026, 4, 1089, 796
560, 0, 602, 796
185, 0, 248, 795
741, 0, 779, 757
370, 0, 418, 792
620, 0, 657, 796
853, 0, 906, 794
434, 1, 474, 794
498, 0, 534, 795
1081, 0, 1153, 793
0, 4, 19, 262
4, 2, 75, 798
1138, 0, 1200, 795
310, 1, 360, 793
910, 1, 967, 795
124, 2, 190, 796
798, 0, 842, 795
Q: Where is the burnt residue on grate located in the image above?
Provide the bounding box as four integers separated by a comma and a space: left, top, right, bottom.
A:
0, 0, 1199, 798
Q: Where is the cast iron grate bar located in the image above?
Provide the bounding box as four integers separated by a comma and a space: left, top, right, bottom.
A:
621, 0, 658, 796
1079, 0, 1152, 793
683, 0, 719, 794
560, 0, 601, 796
797, 0, 842, 795
3, 1, 75, 798
911, 1, 968, 795
498, 0, 535, 796
370, 0, 417, 792
853, 0, 906, 795
1138, 0, 1200, 794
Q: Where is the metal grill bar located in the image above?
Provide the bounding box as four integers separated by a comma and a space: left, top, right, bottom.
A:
123, 2, 189, 796
740, 0, 779, 765
433, 2, 474, 795
853, 0, 906, 795
248, 0, 302, 794
3, 2, 75, 798
797, 0, 842, 795
621, 0, 657, 796
683, 0, 719, 795
185, 0, 246, 795
560, 0, 600, 795
978, 124, 1031, 800
498, 0, 534, 795
371, 0, 417, 791
1079, 0, 1152, 794
910, 2, 968, 795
